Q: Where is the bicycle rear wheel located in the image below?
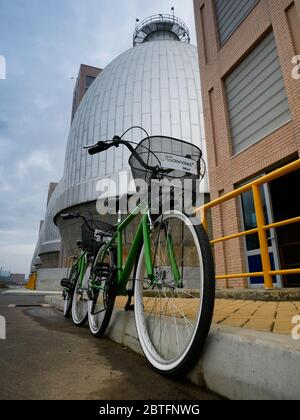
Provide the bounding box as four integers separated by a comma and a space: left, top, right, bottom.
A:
62, 266, 78, 319
134, 211, 215, 376
88, 245, 116, 337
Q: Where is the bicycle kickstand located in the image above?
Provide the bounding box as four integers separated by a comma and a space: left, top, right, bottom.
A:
125, 290, 135, 312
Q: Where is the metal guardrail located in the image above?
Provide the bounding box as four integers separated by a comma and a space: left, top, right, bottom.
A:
200, 159, 300, 289
133, 14, 190, 46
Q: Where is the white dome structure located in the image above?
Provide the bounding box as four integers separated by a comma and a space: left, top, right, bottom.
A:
31, 182, 63, 272
53, 15, 208, 220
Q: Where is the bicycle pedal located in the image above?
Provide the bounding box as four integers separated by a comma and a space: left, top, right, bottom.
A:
93, 263, 112, 278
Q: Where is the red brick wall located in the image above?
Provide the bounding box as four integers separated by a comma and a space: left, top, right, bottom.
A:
194, 0, 300, 288
72, 64, 102, 122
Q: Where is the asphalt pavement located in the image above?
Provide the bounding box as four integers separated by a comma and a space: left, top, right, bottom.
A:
0, 291, 220, 400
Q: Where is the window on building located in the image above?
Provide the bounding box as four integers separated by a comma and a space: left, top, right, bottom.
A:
225, 31, 291, 155
215, 0, 258, 46
85, 75, 95, 92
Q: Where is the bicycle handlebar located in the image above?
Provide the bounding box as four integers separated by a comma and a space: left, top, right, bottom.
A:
61, 213, 76, 221
85, 137, 156, 174
86, 136, 136, 156
88, 141, 112, 155
85, 135, 202, 176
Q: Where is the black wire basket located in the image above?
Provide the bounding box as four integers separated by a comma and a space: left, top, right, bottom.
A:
81, 220, 115, 251
128, 136, 206, 187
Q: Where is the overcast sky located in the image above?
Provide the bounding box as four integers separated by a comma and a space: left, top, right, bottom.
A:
0, 0, 196, 276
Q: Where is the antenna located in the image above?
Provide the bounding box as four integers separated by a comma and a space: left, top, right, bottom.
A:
171, 7, 175, 19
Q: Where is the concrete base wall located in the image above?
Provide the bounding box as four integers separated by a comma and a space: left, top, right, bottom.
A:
45, 295, 300, 400
106, 311, 300, 400
36, 269, 68, 291
39, 251, 60, 269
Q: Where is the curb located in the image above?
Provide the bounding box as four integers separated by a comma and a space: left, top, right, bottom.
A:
216, 288, 300, 302
45, 295, 300, 400
3, 290, 61, 296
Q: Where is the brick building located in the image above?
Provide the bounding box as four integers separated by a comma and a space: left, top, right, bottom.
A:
194, 0, 300, 288
71, 64, 102, 122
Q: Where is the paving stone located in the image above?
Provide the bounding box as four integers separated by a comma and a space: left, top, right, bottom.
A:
273, 321, 294, 335
243, 319, 274, 332
293, 302, 300, 312
116, 297, 299, 335
221, 318, 249, 328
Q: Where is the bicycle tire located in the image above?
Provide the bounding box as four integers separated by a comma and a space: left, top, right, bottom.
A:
134, 211, 215, 376
88, 245, 117, 338
63, 266, 78, 319
71, 264, 90, 327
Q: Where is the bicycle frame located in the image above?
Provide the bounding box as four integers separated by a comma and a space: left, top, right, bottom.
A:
76, 250, 89, 287
97, 202, 181, 296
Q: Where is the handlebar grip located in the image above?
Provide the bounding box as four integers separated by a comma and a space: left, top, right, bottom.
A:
88, 142, 110, 155
61, 213, 76, 221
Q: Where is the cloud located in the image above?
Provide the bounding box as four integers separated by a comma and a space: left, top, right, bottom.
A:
0, 227, 38, 274
16, 151, 54, 178
0, 166, 13, 193
0, 243, 36, 275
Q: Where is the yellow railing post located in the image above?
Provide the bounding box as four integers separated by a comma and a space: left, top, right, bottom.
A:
252, 184, 273, 289
201, 207, 208, 232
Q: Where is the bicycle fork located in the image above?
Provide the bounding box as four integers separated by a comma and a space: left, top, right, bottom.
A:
144, 214, 182, 289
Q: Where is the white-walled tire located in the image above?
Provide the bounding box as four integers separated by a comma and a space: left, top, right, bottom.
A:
134, 211, 215, 376
63, 267, 78, 319
88, 245, 116, 338
63, 292, 73, 318
71, 264, 91, 327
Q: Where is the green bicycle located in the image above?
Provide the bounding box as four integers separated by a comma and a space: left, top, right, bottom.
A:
85, 133, 215, 376
60, 214, 109, 326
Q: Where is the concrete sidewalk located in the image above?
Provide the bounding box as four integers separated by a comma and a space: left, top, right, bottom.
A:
213, 299, 300, 335
45, 294, 300, 400
2, 289, 61, 296
114, 297, 299, 335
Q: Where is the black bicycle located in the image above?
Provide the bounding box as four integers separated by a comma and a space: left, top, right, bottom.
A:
60, 214, 110, 324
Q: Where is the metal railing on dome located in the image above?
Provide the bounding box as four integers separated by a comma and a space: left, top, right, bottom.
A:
200, 159, 300, 289
133, 14, 190, 46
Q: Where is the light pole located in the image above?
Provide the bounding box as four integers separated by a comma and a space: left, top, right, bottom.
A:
0, 262, 4, 286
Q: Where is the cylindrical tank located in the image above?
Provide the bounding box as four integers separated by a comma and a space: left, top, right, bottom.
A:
31, 182, 63, 271
53, 14, 209, 256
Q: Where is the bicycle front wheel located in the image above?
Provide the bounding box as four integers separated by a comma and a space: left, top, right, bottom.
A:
134, 211, 215, 376
71, 264, 91, 327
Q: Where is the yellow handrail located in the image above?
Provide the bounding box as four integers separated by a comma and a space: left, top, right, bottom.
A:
200, 159, 300, 289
